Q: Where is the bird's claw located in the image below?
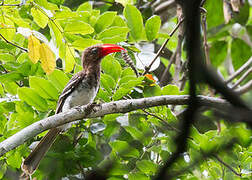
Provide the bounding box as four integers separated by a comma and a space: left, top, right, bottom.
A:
85, 102, 101, 114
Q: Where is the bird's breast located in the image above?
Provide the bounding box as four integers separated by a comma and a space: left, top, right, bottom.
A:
62, 79, 98, 112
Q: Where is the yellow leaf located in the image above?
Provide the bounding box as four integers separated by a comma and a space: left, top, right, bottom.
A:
28, 35, 41, 63
39, 43, 56, 74
64, 46, 75, 72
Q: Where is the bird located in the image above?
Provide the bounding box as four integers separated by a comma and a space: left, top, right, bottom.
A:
21, 44, 126, 177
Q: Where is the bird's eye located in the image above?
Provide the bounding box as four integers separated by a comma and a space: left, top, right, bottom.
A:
91, 48, 98, 55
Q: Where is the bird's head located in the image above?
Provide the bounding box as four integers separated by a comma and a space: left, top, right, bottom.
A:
82, 44, 126, 68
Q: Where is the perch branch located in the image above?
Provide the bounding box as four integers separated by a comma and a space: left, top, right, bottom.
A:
0, 95, 229, 157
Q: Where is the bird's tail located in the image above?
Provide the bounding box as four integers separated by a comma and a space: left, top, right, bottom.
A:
21, 128, 61, 176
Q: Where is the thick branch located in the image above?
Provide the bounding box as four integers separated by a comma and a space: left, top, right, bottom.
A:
0, 95, 229, 157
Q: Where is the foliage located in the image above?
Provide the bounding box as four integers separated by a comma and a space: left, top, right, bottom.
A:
0, 0, 251, 179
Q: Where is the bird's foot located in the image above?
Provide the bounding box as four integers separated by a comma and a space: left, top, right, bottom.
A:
85, 102, 101, 114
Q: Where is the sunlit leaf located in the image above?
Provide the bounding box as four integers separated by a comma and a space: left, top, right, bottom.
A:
29, 76, 58, 100
39, 43, 56, 74
47, 69, 69, 91
145, 15, 161, 41
64, 46, 75, 72
28, 35, 41, 63
101, 55, 122, 81
31, 7, 49, 28
64, 21, 94, 35
95, 12, 117, 33
123, 5, 144, 41
18, 87, 48, 111
72, 38, 102, 51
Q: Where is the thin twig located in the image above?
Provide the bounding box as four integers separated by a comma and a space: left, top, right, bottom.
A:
143, 18, 184, 75
214, 155, 242, 177
226, 57, 252, 84
0, 34, 28, 52
173, 4, 184, 86
231, 67, 252, 89
235, 79, 252, 95
159, 52, 176, 86
202, 13, 210, 65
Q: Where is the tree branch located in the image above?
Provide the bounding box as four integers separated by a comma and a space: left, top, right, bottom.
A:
0, 95, 229, 157
235, 79, 252, 95
231, 67, 252, 89
226, 57, 252, 84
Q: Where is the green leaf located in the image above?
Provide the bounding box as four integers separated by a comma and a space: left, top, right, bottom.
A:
233, 1, 249, 25
64, 46, 75, 72
128, 172, 150, 180
95, 12, 117, 33
47, 69, 69, 92
109, 162, 130, 176
97, 27, 129, 43
0, 72, 23, 82
0, 161, 7, 179
115, 0, 134, 7
231, 38, 252, 70
48, 21, 64, 47
29, 76, 58, 100
136, 160, 158, 175
77, 2, 92, 12
0, 17, 15, 41
119, 75, 137, 85
0, 53, 15, 62
145, 15, 161, 41
124, 126, 143, 142
31, 7, 49, 28
6, 151, 22, 168
123, 5, 144, 41
112, 87, 131, 100
0, 40, 15, 50
72, 38, 102, 51
109, 140, 139, 158
120, 77, 144, 89
111, 16, 127, 27
205, 0, 224, 28
64, 21, 94, 35
101, 55, 122, 81
3, 82, 18, 95
246, 25, 252, 41
97, 88, 111, 102
18, 87, 48, 111
143, 85, 162, 97
209, 40, 228, 67
100, 73, 116, 95
121, 67, 136, 77
162, 84, 180, 95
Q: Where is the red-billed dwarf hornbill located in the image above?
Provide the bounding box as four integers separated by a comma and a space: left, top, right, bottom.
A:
21, 44, 126, 177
